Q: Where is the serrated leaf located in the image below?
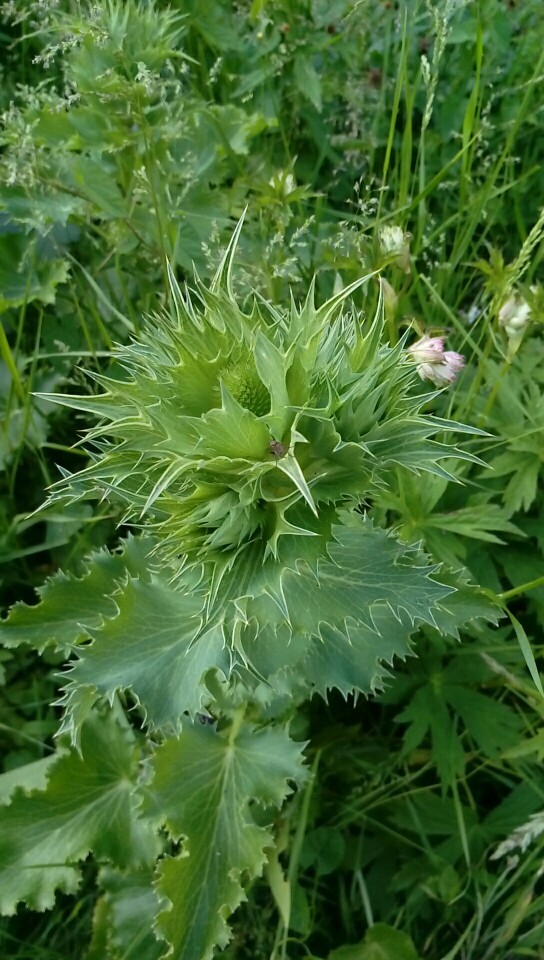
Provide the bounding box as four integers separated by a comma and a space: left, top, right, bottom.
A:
147, 721, 306, 960
195, 387, 270, 460
0, 712, 156, 916
242, 520, 497, 703
283, 520, 451, 633
0, 753, 62, 807
64, 575, 230, 733
302, 607, 417, 699
423, 567, 501, 639
0, 536, 153, 654
87, 868, 165, 960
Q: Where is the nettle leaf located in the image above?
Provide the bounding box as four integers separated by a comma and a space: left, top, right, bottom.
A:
146, 720, 307, 960
0, 535, 154, 654
0, 712, 156, 915
393, 643, 523, 785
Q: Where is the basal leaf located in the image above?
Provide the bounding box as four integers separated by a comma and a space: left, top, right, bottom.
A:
302, 607, 417, 699
0, 536, 154, 654
0, 712, 156, 916
64, 574, 230, 733
147, 721, 306, 960
283, 520, 452, 634
0, 753, 62, 807
87, 868, 165, 960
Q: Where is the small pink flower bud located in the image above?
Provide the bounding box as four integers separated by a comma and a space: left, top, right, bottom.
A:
408, 335, 445, 363
443, 351, 465, 373
408, 337, 464, 387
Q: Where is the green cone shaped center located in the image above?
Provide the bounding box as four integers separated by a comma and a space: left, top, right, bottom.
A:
221, 359, 270, 417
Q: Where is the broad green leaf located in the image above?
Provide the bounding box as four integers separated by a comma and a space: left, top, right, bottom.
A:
328, 923, 421, 960
68, 156, 128, 219
0, 753, 62, 806
0, 712, 156, 915
302, 608, 417, 699
87, 868, 165, 960
65, 575, 229, 732
283, 520, 451, 633
0, 536, 154, 654
0, 232, 69, 314
423, 567, 501, 639
0, 550, 125, 654
147, 721, 307, 960
242, 520, 496, 703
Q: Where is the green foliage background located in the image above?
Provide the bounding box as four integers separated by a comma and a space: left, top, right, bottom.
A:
1, 0, 544, 958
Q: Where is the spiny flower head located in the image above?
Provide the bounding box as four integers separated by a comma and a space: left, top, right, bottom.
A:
45, 221, 477, 574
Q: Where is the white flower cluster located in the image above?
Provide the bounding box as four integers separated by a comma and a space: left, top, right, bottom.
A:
498, 291, 534, 341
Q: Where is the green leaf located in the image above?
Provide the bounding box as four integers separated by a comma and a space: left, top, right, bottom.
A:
423, 567, 501, 639
301, 607, 417, 699
63, 574, 230, 734
275, 452, 318, 515
396, 685, 465, 786
294, 54, 323, 112
195, 387, 270, 460
243, 519, 497, 703
283, 520, 451, 634
328, 924, 421, 960
0, 536, 155, 654
0, 232, 69, 314
0, 712, 156, 915
424, 502, 523, 543
87, 868, 165, 960
68, 156, 128, 219
0, 754, 62, 806
0, 548, 127, 654
445, 684, 523, 756
147, 720, 307, 960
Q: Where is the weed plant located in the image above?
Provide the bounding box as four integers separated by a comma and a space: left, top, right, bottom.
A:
1, 1, 544, 959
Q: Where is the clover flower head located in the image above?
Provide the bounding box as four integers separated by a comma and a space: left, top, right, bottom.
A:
378, 225, 411, 273
498, 292, 532, 340
408, 335, 464, 387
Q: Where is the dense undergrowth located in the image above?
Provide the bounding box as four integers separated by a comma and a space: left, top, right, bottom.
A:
1, 1, 544, 958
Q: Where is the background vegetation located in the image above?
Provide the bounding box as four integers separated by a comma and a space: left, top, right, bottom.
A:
1, 0, 544, 957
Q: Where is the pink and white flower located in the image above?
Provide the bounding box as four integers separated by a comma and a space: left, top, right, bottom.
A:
408, 336, 464, 387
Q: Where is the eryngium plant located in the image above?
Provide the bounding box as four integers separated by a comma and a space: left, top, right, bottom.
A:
0, 221, 495, 960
